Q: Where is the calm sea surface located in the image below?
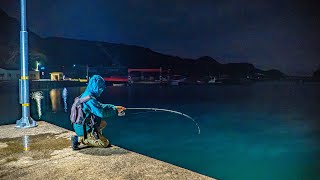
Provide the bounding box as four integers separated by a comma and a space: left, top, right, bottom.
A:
1, 82, 320, 180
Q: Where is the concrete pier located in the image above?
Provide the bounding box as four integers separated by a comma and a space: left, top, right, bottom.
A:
0, 121, 214, 180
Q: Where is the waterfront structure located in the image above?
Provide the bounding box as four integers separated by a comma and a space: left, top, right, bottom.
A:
0, 68, 40, 81
128, 68, 163, 83
50, 72, 64, 81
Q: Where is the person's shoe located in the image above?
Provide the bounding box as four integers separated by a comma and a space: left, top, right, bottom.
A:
71, 135, 79, 150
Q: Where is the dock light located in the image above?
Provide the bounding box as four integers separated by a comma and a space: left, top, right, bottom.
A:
16, 0, 37, 128
35, 61, 40, 71
73, 64, 76, 67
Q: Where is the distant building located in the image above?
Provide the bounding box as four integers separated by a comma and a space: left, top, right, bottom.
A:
50, 72, 64, 81
0, 68, 39, 81
128, 68, 163, 83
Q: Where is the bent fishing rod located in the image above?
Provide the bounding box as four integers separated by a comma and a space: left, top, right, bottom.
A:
119, 108, 201, 135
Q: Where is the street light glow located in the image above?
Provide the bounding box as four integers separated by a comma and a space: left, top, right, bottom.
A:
35, 61, 40, 71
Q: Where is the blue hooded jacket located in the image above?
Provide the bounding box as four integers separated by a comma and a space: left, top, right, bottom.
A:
73, 75, 117, 136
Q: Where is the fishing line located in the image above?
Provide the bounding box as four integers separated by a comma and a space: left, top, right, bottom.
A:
120, 108, 201, 134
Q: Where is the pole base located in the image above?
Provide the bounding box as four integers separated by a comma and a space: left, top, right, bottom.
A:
16, 117, 38, 129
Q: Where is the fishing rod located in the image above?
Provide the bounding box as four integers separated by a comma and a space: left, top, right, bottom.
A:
119, 108, 201, 134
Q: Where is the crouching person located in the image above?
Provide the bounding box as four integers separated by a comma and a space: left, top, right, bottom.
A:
70, 75, 126, 150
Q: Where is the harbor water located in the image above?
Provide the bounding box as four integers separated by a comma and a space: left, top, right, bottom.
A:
0, 82, 319, 180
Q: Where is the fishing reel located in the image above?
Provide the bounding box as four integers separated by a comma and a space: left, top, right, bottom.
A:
118, 110, 126, 116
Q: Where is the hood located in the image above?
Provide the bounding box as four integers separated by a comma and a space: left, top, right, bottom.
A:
84, 75, 106, 97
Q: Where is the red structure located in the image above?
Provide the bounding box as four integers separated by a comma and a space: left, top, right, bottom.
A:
103, 76, 128, 82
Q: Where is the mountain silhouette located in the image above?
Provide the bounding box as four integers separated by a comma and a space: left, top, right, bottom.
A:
0, 8, 285, 79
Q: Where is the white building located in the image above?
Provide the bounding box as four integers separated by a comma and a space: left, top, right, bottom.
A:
50, 72, 64, 81
0, 68, 40, 81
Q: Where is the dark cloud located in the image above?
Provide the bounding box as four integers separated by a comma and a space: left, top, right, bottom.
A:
0, 0, 319, 75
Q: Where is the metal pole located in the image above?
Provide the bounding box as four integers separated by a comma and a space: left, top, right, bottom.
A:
16, 0, 37, 128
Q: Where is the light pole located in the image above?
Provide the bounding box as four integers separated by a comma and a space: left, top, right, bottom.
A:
16, 0, 37, 128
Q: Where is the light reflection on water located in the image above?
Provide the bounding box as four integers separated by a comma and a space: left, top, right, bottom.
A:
62, 88, 68, 112
50, 89, 61, 112
31, 91, 44, 119
22, 135, 29, 151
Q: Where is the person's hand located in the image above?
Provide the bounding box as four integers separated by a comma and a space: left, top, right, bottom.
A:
115, 106, 126, 113
116, 106, 126, 116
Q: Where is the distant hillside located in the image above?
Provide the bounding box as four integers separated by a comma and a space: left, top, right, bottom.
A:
0, 9, 45, 69
0, 8, 285, 79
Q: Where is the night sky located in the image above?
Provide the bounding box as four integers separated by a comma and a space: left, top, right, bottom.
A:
1, 0, 320, 75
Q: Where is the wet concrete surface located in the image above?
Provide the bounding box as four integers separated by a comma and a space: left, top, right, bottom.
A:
0, 121, 214, 180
